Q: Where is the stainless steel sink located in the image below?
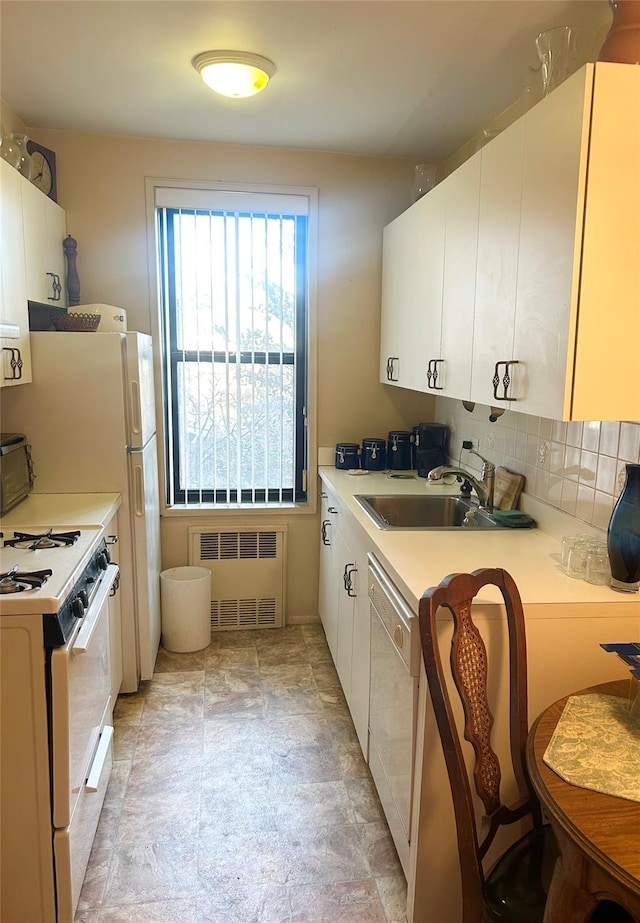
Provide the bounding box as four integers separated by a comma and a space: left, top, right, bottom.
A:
353, 494, 506, 530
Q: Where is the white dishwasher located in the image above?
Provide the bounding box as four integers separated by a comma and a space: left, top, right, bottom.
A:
367, 554, 421, 877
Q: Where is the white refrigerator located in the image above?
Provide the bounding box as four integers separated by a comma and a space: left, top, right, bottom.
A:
1, 330, 161, 692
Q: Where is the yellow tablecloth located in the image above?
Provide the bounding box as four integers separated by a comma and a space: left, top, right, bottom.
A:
543, 693, 640, 803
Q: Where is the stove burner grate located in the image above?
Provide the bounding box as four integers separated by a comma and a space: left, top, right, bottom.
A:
0, 566, 53, 593
4, 529, 81, 551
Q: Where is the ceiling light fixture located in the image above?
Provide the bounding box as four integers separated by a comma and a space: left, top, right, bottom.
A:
192, 50, 276, 99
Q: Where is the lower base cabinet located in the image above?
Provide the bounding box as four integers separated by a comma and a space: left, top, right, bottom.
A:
318, 483, 370, 755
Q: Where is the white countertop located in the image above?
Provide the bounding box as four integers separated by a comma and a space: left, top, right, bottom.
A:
0, 492, 122, 530
319, 467, 640, 615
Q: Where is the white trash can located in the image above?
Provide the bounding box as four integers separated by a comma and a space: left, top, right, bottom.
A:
160, 566, 211, 652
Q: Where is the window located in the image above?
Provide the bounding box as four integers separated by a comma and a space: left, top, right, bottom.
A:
156, 187, 310, 505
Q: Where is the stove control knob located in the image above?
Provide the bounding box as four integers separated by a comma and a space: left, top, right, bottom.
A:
71, 596, 85, 620
78, 589, 89, 608
97, 552, 109, 571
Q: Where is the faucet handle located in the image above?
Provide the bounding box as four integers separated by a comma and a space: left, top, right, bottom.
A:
467, 447, 495, 471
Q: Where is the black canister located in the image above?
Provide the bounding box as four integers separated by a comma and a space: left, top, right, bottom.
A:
387, 430, 412, 470
361, 437, 386, 471
335, 443, 360, 470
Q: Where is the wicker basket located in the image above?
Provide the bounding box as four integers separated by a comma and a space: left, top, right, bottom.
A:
51, 312, 101, 332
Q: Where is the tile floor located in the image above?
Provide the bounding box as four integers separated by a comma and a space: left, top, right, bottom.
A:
75, 624, 408, 923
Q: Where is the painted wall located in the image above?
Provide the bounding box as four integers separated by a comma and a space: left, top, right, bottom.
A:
5, 115, 436, 620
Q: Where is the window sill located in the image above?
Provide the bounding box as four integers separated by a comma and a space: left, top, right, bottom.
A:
160, 500, 316, 518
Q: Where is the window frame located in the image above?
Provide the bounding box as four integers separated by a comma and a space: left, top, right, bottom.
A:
146, 179, 318, 514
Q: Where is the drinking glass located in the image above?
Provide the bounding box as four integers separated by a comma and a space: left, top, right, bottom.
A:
566, 542, 589, 579
561, 533, 590, 571
585, 549, 611, 585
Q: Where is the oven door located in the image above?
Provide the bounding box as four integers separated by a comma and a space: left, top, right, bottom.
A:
51, 562, 117, 830
51, 563, 118, 922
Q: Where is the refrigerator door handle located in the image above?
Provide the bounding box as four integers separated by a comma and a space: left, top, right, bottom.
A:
130, 379, 142, 435
133, 463, 145, 517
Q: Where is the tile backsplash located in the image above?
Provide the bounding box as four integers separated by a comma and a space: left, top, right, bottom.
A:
434, 397, 640, 531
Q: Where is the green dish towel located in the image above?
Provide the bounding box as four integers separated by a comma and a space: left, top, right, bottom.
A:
492, 509, 537, 528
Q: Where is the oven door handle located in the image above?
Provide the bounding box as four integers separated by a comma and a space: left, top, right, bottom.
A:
72, 564, 119, 653
85, 724, 114, 793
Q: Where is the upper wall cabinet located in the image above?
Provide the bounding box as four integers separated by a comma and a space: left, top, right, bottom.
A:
437, 152, 480, 400
380, 62, 640, 422
21, 177, 67, 308
379, 191, 443, 391
0, 160, 32, 386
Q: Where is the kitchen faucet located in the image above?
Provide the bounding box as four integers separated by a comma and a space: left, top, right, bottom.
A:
427, 449, 495, 510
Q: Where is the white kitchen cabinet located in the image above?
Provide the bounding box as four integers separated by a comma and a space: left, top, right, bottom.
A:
413, 182, 447, 394
471, 118, 525, 406
438, 152, 480, 399
379, 203, 421, 388
0, 160, 32, 387
474, 62, 640, 419
380, 180, 447, 393
317, 482, 371, 755
334, 528, 356, 699
21, 177, 67, 307
318, 491, 339, 659
511, 63, 639, 420
381, 62, 640, 422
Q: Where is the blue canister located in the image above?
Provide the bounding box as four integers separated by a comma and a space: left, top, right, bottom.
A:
361, 437, 386, 471
335, 443, 360, 470
387, 430, 412, 470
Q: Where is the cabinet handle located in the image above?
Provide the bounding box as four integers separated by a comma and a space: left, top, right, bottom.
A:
319, 491, 328, 498
109, 570, 121, 596
47, 272, 62, 302
426, 358, 444, 390
346, 566, 357, 597
3, 346, 23, 380
321, 520, 331, 546
492, 360, 519, 401
343, 564, 357, 596
328, 506, 338, 515
386, 357, 399, 382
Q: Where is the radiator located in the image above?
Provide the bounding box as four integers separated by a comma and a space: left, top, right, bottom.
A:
188, 526, 287, 630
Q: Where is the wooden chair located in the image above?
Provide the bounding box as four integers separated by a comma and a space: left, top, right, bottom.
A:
418, 567, 557, 923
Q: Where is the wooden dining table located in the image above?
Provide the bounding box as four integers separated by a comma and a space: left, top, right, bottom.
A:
526, 679, 640, 923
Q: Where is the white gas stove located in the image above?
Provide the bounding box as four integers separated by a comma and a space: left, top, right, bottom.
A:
0, 525, 107, 619
0, 522, 119, 922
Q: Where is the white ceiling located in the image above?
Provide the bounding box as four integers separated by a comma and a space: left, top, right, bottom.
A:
0, 0, 611, 162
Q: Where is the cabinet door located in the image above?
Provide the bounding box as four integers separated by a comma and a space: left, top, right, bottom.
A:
318, 495, 339, 660
439, 152, 481, 399
0, 161, 32, 387
335, 529, 356, 701
379, 216, 403, 386
471, 119, 525, 406
409, 184, 446, 394
109, 573, 123, 703
21, 178, 67, 307
571, 64, 640, 421
379, 204, 425, 389
512, 68, 589, 418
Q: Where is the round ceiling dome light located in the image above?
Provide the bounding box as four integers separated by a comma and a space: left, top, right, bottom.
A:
192, 50, 276, 98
